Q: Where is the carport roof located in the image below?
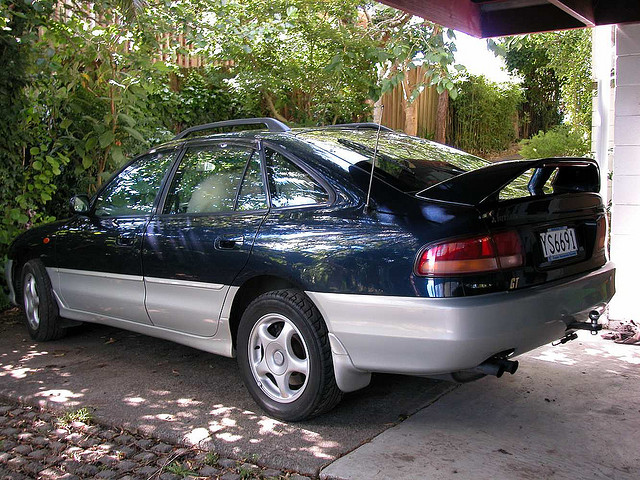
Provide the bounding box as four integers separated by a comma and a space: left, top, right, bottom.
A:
378, 0, 640, 37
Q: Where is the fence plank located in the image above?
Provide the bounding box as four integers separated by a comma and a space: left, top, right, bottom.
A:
379, 66, 439, 138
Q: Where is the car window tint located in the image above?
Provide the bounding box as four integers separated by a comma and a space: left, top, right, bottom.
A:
94, 150, 175, 217
265, 149, 329, 208
165, 144, 253, 214
236, 152, 267, 211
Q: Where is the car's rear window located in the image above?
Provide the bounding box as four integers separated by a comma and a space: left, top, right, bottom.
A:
296, 129, 489, 193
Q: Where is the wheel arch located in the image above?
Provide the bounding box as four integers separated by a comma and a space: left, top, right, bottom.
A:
228, 275, 303, 349
11, 249, 39, 306
227, 275, 372, 395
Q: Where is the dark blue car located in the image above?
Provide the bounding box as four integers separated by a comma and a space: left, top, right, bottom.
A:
5, 118, 615, 420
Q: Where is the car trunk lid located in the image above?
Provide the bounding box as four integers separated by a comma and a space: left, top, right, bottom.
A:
417, 158, 607, 289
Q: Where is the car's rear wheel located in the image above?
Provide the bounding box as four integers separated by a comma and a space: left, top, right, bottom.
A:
20, 259, 66, 342
237, 289, 342, 421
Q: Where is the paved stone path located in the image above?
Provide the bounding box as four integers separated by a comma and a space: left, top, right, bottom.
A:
0, 402, 310, 480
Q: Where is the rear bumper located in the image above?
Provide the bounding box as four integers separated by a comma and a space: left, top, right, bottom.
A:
307, 262, 615, 383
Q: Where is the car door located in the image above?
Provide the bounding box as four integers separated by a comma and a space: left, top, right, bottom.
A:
142, 140, 268, 336
55, 149, 177, 324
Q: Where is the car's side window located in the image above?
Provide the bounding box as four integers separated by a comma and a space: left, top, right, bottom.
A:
264, 148, 329, 208
94, 150, 175, 217
164, 144, 262, 214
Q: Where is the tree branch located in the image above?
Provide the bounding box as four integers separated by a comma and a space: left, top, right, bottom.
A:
263, 91, 288, 123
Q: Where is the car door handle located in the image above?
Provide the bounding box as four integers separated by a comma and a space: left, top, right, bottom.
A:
214, 235, 244, 250
116, 235, 136, 246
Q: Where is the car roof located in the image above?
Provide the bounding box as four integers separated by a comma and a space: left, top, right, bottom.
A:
153, 118, 392, 151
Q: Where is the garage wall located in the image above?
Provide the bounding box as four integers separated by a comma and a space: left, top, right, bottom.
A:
609, 24, 640, 322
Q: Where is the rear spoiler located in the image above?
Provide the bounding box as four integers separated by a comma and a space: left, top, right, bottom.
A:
416, 157, 600, 206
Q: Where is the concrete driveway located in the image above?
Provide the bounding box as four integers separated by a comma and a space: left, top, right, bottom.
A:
1, 308, 639, 479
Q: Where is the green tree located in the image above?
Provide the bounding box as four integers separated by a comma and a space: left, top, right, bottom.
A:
364, 7, 461, 138
489, 30, 592, 140
448, 75, 522, 156
200, 0, 378, 125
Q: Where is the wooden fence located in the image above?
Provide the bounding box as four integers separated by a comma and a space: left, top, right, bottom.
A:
379, 66, 440, 138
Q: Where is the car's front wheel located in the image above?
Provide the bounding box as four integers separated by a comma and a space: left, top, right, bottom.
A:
237, 289, 342, 421
20, 259, 66, 342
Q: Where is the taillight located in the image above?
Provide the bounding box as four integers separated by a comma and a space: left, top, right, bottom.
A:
416, 231, 523, 276
596, 216, 607, 251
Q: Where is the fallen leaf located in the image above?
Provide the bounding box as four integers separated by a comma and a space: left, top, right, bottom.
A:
105, 338, 116, 344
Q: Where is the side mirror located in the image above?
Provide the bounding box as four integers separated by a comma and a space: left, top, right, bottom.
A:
70, 195, 90, 215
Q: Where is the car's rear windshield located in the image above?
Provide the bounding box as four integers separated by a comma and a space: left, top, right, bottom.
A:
296, 129, 489, 193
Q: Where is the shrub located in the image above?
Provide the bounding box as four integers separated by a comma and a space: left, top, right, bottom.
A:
519, 124, 590, 159
448, 75, 523, 157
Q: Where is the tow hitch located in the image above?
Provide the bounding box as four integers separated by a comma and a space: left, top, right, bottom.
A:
554, 310, 602, 346
568, 310, 603, 335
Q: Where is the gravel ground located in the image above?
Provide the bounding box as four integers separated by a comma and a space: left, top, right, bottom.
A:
0, 401, 310, 480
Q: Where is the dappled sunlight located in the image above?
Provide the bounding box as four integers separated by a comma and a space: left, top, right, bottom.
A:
177, 397, 202, 407
296, 445, 334, 460
533, 347, 578, 366
582, 341, 640, 367
1, 364, 40, 379
533, 334, 640, 369
155, 413, 176, 422
35, 389, 84, 404
184, 427, 211, 445
0, 319, 448, 474
257, 417, 285, 436
216, 431, 243, 443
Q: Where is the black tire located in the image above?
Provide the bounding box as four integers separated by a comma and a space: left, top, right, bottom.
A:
237, 289, 343, 421
20, 259, 66, 342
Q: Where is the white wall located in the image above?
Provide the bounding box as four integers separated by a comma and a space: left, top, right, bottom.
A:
609, 24, 640, 322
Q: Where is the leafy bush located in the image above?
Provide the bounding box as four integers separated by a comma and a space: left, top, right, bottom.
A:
448, 75, 523, 156
519, 125, 590, 159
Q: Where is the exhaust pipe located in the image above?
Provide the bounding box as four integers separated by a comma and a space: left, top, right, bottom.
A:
495, 358, 519, 375
470, 358, 519, 378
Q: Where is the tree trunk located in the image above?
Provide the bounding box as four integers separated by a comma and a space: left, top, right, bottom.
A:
403, 97, 418, 136
263, 91, 288, 123
372, 98, 383, 124
435, 89, 449, 144
402, 68, 418, 136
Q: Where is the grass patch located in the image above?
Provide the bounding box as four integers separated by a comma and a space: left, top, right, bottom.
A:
204, 451, 219, 466
56, 407, 93, 426
165, 460, 198, 477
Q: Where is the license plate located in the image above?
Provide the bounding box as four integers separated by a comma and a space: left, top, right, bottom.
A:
540, 227, 578, 261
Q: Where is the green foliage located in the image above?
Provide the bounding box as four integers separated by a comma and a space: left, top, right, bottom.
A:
0, 0, 67, 260
370, 10, 461, 102
489, 35, 561, 137
207, 0, 378, 124
149, 68, 257, 134
489, 30, 592, 140
541, 30, 592, 138
57, 407, 94, 426
519, 125, 590, 159
204, 451, 219, 466
448, 75, 522, 156
165, 460, 198, 477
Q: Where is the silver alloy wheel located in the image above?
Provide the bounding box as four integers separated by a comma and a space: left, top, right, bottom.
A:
23, 273, 40, 330
248, 313, 310, 403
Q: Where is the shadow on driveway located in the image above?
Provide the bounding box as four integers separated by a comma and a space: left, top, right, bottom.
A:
0, 309, 454, 476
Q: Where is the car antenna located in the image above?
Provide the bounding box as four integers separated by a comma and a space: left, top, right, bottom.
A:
364, 105, 384, 214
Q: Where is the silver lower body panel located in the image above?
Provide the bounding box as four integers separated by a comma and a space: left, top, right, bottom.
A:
308, 262, 616, 379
